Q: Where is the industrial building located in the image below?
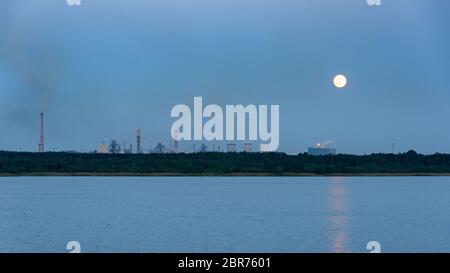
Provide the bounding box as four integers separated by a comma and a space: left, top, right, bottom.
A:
198, 143, 208, 153
244, 143, 253, 153
307, 146, 336, 156
227, 143, 237, 153
98, 143, 109, 154
109, 140, 121, 154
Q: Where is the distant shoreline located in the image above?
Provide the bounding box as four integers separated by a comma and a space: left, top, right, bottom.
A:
2, 172, 450, 177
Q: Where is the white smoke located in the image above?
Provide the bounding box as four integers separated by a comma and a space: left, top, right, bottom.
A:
315, 140, 335, 148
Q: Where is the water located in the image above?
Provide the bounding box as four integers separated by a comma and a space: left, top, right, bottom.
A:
0, 176, 449, 253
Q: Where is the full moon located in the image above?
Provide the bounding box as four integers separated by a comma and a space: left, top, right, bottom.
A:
333, 74, 347, 88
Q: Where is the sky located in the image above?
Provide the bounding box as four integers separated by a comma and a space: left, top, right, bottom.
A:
1, 0, 450, 154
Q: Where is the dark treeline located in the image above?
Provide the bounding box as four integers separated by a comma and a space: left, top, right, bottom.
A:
2, 150, 450, 175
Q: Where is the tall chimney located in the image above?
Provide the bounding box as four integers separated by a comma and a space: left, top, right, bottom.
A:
39, 112, 44, 153
136, 128, 141, 154
173, 129, 178, 153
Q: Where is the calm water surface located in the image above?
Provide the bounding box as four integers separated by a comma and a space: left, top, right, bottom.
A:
0, 176, 449, 253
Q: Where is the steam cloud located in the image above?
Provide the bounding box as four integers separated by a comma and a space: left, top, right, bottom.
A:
316, 140, 335, 148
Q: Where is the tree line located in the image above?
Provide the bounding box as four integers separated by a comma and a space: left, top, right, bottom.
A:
1, 150, 450, 175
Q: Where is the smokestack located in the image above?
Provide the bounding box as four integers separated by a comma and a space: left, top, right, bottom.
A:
136, 128, 141, 154
174, 129, 178, 153
39, 112, 44, 153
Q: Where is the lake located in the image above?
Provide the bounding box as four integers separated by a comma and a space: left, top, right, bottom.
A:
0, 176, 449, 253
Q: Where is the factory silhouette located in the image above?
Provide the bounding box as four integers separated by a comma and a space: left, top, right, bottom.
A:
37, 112, 336, 155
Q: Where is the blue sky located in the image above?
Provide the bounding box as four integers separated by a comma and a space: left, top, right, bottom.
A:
1, 0, 450, 154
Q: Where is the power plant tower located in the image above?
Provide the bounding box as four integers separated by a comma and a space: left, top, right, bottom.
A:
174, 129, 179, 153
38, 112, 44, 153
136, 128, 141, 154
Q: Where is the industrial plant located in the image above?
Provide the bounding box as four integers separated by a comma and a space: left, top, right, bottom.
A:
307, 142, 337, 156
37, 113, 335, 155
